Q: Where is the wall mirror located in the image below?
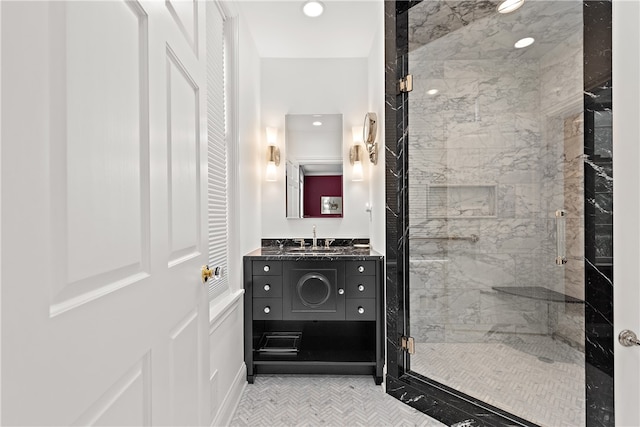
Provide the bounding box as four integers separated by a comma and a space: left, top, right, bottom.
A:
285, 114, 343, 219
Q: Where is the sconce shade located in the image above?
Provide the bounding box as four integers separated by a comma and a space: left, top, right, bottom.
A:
352, 126, 364, 143
265, 161, 277, 182
352, 160, 363, 182
266, 127, 278, 144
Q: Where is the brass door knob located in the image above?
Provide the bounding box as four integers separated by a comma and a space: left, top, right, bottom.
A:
201, 265, 213, 283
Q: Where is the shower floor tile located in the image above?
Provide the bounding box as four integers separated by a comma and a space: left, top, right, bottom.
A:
411, 338, 585, 427
229, 375, 445, 427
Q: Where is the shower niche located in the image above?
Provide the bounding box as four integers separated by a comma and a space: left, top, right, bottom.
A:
426, 185, 497, 218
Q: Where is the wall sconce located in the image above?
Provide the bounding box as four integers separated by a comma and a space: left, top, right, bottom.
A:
363, 112, 378, 165
350, 126, 364, 182
265, 127, 280, 182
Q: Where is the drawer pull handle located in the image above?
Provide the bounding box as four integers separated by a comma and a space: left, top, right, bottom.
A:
264, 306, 270, 314
358, 306, 365, 314
358, 265, 365, 273
263, 265, 270, 272
358, 284, 365, 292
338, 288, 345, 295
264, 284, 271, 291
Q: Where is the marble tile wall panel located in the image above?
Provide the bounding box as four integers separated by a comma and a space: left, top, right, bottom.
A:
540, 30, 584, 114
479, 292, 547, 329
554, 304, 585, 352
407, 9, 584, 347
444, 114, 516, 149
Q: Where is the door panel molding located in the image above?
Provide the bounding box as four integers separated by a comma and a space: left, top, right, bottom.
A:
169, 308, 201, 425
166, 45, 202, 266
165, 0, 198, 56
48, 0, 151, 317
72, 353, 151, 426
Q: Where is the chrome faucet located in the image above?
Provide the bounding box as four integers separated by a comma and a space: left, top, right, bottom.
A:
312, 225, 318, 250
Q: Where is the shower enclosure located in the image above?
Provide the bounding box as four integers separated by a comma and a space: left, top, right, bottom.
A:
393, 1, 602, 426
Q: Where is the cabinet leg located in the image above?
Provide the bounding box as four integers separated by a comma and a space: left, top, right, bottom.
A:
247, 375, 255, 384
374, 376, 383, 385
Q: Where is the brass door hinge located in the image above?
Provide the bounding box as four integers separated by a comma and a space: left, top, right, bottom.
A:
399, 74, 413, 93
401, 336, 415, 354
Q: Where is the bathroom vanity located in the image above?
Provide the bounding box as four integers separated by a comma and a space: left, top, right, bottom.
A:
243, 243, 384, 384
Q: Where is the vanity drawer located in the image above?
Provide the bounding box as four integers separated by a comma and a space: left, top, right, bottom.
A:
345, 261, 376, 276
253, 276, 282, 298
253, 298, 282, 320
345, 276, 376, 299
345, 299, 375, 321
252, 261, 282, 276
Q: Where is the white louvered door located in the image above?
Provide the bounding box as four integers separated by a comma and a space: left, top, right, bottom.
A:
2, 1, 210, 425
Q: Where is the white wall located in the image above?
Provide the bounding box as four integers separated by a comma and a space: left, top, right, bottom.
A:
367, 1, 386, 255
260, 58, 371, 240
208, 7, 262, 426
236, 13, 262, 262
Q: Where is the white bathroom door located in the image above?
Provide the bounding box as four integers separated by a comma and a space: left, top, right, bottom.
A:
1, 1, 210, 425
613, 0, 640, 425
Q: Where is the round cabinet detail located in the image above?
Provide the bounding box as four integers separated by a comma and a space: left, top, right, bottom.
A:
264, 284, 271, 291
358, 307, 365, 314
263, 265, 270, 272
296, 273, 331, 308
358, 265, 365, 273
264, 306, 271, 314
358, 284, 365, 292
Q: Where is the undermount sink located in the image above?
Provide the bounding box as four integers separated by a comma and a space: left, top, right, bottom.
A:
284, 247, 346, 256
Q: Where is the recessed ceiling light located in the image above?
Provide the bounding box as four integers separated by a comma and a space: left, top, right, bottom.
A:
497, 0, 525, 14
303, 1, 324, 18
427, 89, 439, 95
514, 37, 535, 49
312, 121, 323, 126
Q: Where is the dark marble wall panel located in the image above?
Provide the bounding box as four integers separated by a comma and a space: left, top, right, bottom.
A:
384, 0, 402, 379
583, 3, 613, 423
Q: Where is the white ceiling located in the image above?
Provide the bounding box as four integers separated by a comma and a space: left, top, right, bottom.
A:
234, 1, 382, 58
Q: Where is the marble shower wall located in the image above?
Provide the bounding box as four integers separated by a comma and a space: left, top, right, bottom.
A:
407, 1, 584, 346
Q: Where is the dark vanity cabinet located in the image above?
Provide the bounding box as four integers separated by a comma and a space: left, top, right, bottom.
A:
243, 252, 384, 384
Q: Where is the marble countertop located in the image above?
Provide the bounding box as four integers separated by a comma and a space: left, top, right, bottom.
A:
244, 246, 383, 261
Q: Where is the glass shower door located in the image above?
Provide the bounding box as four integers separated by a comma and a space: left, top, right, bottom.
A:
405, 2, 586, 426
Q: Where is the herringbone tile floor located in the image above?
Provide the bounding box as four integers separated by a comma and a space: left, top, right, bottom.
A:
412, 339, 585, 427
229, 375, 445, 427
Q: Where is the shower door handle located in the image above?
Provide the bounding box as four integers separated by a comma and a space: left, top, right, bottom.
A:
555, 209, 567, 265
619, 329, 640, 347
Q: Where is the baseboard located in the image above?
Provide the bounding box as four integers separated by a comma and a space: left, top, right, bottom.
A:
210, 362, 246, 427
